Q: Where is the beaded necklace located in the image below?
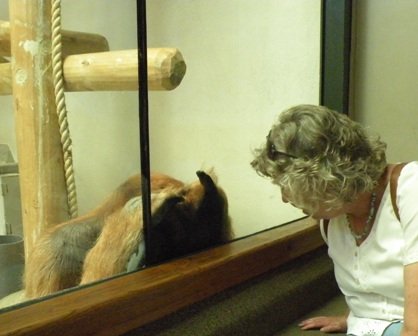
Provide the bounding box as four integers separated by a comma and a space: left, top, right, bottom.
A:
347, 192, 377, 240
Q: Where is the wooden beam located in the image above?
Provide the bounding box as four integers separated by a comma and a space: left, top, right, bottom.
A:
0, 48, 186, 95
0, 218, 323, 336
147, 48, 187, 90
0, 20, 109, 57
64, 48, 186, 91
9, 0, 70, 259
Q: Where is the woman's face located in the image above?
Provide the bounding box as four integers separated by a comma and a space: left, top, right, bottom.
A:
281, 189, 347, 220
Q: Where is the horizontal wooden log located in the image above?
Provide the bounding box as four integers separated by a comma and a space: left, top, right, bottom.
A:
147, 48, 187, 90
0, 20, 109, 57
0, 48, 186, 94
64, 48, 186, 91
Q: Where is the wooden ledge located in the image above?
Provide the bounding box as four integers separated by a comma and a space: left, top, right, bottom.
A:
0, 217, 322, 336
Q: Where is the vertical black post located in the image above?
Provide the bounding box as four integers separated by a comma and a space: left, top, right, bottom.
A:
320, 0, 352, 114
136, 0, 152, 265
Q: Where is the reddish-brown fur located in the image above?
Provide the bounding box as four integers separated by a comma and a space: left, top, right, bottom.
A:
24, 171, 231, 299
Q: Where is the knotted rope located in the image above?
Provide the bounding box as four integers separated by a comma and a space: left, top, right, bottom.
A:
51, 0, 78, 218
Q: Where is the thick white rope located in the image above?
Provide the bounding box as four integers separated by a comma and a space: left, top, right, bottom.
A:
51, 0, 78, 218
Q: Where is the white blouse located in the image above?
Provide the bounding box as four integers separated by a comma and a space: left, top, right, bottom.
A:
321, 162, 418, 335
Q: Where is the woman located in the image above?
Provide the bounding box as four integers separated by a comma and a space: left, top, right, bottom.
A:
251, 105, 418, 336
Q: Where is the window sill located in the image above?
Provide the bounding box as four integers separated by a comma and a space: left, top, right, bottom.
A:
0, 217, 323, 336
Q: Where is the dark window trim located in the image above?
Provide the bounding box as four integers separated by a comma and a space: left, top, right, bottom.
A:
320, 0, 352, 114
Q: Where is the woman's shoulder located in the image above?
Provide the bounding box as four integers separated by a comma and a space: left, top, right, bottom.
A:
402, 161, 418, 168
398, 161, 418, 183
396, 161, 418, 206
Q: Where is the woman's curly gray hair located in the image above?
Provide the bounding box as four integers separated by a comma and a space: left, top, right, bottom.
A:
251, 105, 387, 212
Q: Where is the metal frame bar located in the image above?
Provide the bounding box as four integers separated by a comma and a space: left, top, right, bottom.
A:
320, 0, 353, 114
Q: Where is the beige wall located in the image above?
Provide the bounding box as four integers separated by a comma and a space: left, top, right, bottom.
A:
147, 0, 321, 237
352, 0, 418, 162
0, 0, 321, 238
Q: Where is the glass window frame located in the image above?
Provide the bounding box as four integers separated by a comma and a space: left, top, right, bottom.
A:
0, 1, 352, 334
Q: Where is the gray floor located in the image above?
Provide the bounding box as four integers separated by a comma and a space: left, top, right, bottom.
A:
276, 295, 347, 335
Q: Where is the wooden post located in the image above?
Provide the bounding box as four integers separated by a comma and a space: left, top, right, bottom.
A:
9, 0, 70, 259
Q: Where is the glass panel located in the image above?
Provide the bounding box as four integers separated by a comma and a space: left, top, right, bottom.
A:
0, 0, 321, 313
146, 0, 321, 239
0, 0, 140, 310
